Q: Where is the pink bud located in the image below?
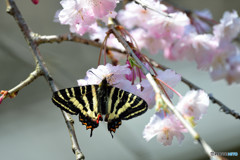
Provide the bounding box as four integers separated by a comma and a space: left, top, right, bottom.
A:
31, 0, 39, 5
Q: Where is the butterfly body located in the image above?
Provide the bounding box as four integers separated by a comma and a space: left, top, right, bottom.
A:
52, 78, 148, 137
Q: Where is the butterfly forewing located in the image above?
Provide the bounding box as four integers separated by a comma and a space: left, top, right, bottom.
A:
52, 85, 101, 134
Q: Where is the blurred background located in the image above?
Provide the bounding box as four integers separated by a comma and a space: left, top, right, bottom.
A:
0, 0, 240, 160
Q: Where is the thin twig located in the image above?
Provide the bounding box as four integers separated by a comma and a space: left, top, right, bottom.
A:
146, 58, 240, 120
109, 23, 223, 160
133, 0, 170, 17
33, 33, 125, 54
5, 67, 42, 98
5, 0, 84, 159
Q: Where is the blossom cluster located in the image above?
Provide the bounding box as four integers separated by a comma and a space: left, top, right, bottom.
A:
56, 0, 240, 84
56, 0, 119, 35
117, 1, 240, 84
143, 90, 209, 145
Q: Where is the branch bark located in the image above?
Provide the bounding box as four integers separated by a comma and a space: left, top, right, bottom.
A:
5, 0, 84, 159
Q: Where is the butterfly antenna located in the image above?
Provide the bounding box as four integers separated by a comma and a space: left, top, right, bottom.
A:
89, 70, 102, 80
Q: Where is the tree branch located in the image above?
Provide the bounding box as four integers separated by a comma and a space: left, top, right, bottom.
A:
2, 67, 42, 100
133, 0, 170, 17
109, 23, 223, 160
33, 32, 125, 54
5, 0, 84, 159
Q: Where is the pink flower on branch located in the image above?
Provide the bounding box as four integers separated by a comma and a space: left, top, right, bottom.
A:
137, 69, 181, 108
77, 64, 141, 98
177, 90, 209, 121
143, 90, 209, 145
56, 0, 119, 35
143, 113, 185, 145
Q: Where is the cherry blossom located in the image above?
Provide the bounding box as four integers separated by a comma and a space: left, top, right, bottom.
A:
77, 64, 143, 99
130, 28, 165, 54
166, 33, 218, 69
56, 0, 119, 35
89, 24, 126, 60
177, 90, 209, 121
213, 10, 240, 42
143, 112, 185, 145
117, 1, 167, 29
77, 63, 130, 86
147, 12, 190, 41
137, 69, 181, 107
226, 54, 240, 84
189, 9, 213, 34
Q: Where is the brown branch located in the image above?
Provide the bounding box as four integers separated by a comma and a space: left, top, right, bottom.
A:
3, 67, 42, 100
33, 32, 125, 54
133, 0, 170, 17
5, 0, 84, 159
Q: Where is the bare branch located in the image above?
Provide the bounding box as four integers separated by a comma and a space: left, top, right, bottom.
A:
5, 0, 84, 159
133, 0, 170, 17
33, 32, 125, 54
109, 23, 223, 160
2, 67, 42, 100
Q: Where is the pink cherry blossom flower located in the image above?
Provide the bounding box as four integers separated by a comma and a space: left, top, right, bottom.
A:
87, 0, 118, 19
213, 10, 240, 42
143, 112, 185, 145
226, 54, 240, 84
89, 24, 126, 60
209, 41, 237, 81
77, 63, 131, 86
130, 28, 166, 54
56, 0, 119, 35
189, 9, 213, 34
77, 63, 144, 100
176, 90, 209, 121
137, 69, 181, 108
117, 1, 167, 29
147, 12, 190, 41
166, 33, 218, 69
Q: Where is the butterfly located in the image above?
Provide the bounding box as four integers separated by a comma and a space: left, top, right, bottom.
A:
52, 77, 148, 137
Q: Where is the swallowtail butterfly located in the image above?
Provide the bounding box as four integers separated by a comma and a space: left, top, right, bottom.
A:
52, 78, 148, 137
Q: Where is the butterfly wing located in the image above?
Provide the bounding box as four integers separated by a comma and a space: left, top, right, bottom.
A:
105, 86, 148, 137
52, 85, 102, 136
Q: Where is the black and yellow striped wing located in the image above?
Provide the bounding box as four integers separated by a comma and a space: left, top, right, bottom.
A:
105, 86, 148, 136
52, 85, 103, 136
